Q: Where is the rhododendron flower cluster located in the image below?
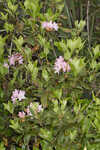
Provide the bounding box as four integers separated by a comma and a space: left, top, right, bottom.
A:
42, 21, 58, 31
8, 53, 23, 66
11, 89, 26, 103
18, 103, 43, 119
26, 103, 43, 116
18, 111, 25, 118
54, 56, 70, 74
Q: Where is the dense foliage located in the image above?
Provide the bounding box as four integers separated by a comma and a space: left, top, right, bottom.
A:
0, 0, 100, 149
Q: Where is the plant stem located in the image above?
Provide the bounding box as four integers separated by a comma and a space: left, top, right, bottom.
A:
64, 0, 72, 28
90, 15, 95, 46
87, 0, 91, 49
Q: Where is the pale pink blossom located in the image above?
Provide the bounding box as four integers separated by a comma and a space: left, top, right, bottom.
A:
18, 111, 25, 118
26, 107, 32, 116
3, 63, 9, 69
53, 22, 59, 31
37, 105, 43, 112
18, 90, 26, 101
17, 55, 23, 64
66, 63, 71, 72
8, 53, 23, 66
26, 103, 33, 116
47, 21, 54, 29
30, 102, 33, 107
11, 89, 19, 103
42, 21, 58, 31
9, 55, 15, 65
11, 89, 26, 103
54, 56, 70, 74
42, 21, 48, 28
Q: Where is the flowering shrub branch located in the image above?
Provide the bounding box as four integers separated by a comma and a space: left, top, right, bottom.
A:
0, 0, 100, 150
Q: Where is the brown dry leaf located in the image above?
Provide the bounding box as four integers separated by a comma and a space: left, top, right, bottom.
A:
46, 27, 53, 32
31, 45, 40, 53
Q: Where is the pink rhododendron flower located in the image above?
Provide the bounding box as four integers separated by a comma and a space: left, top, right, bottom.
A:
18, 111, 25, 118
54, 56, 70, 74
26, 103, 33, 116
11, 89, 26, 103
42, 21, 58, 31
17, 55, 23, 64
3, 63, 9, 69
26, 103, 43, 116
52, 22, 59, 31
8, 55, 16, 66
11, 89, 19, 103
37, 105, 43, 112
47, 21, 54, 29
42, 21, 48, 28
8, 53, 23, 66
18, 90, 26, 101
26, 107, 32, 116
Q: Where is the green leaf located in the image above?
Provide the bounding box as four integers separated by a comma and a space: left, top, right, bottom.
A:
8, 1, 18, 12
38, 35, 50, 57
24, 134, 31, 146
41, 140, 53, 150
91, 59, 97, 69
13, 36, 24, 51
10, 119, 22, 133
0, 36, 5, 58
10, 145, 16, 150
71, 57, 85, 76
70, 130, 77, 141
39, 129, 53, 142
93, 45, 100, 59
16, 148, 22, 150
27, 61, 38, 80
24, 0, 40, 19
64, 49, 71, 60
67, 37, 83, 53
41, 94, 48, 108
52, 99, 59, 113
75, 20, 86, 32
82, 117, 91, 134
61, 100, 67, 111
93, 93, 100, 105
4, 22, 14, 33
3, 101, 14, 114
0, 64, 8, 75
0, 12, 8, 20
53, 89, 62, 99
42, 69, 49, 81
16, 147, 22, 150
94, 118, 100, 131
0, 142, 5, 150
54, 40, 67, 52
33, 145, 39, 150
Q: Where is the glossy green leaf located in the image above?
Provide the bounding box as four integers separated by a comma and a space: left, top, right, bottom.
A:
42, 69, 49, 81
3, 101, 14, 114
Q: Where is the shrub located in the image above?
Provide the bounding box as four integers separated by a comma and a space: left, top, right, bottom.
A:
0, 0, 100, 149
